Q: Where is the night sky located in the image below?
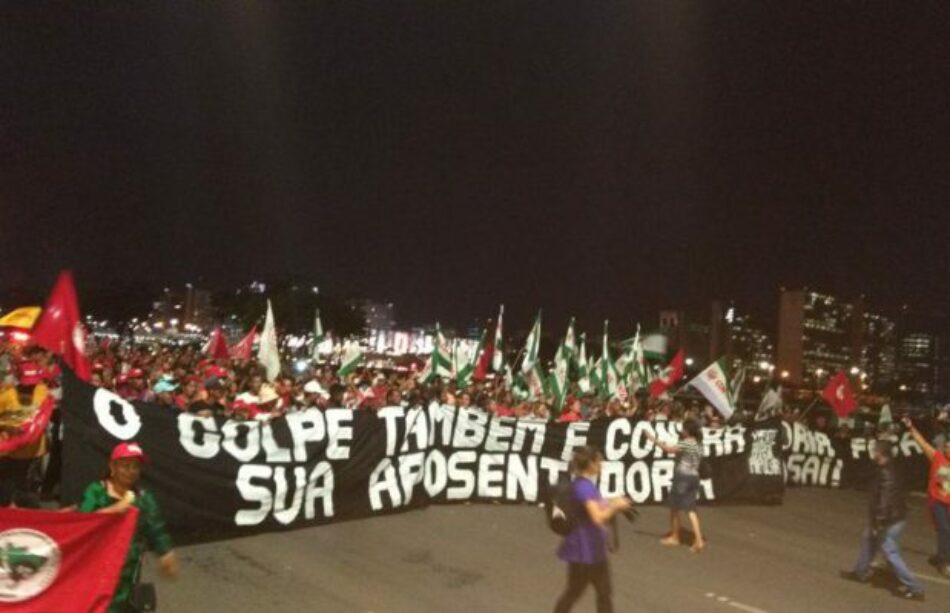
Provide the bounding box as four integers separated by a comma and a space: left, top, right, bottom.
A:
3, 3, 949, 331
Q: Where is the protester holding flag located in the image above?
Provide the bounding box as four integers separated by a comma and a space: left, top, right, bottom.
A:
902, 415, 950, 578
79, 442, 179, 612
646, 418, 706, 553
554, 445, 631, 613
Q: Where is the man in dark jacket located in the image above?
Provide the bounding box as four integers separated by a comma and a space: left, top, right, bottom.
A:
844, 439, 924, 600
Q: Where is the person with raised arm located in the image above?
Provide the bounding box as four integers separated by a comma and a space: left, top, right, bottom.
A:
903, 415, 950, 577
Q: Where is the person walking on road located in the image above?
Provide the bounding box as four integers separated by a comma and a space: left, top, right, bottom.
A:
843, 439, 925, 601
903, 415, 950, 577
553, 446, 632, 613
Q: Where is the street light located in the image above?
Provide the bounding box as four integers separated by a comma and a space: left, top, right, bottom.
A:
849, 366, 860, 376
685, 358, 694, 367
780, 370, 790, 379
758, 361, 770, 371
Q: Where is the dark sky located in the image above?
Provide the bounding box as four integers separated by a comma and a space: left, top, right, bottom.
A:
3, 3, 949, 332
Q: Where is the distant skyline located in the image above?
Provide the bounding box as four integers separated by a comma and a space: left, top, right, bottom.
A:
3, 4, 949, 330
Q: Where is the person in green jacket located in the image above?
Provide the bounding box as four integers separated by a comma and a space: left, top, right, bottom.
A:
79, 441, 179, 612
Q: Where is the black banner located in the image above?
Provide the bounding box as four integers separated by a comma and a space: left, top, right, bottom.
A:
61, 373, 785, 539
781, 420, 930, 490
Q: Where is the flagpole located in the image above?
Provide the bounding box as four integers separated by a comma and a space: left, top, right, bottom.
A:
797, 396, 821, 422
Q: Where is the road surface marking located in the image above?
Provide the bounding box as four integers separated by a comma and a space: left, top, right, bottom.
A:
728, 602, 770, 613
918, 572, 950, 588
705, 592, 770, 613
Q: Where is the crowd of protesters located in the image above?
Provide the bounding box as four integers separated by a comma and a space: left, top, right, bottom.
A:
4, 337, 950, 433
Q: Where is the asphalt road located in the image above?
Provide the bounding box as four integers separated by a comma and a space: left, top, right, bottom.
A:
142, 488, 950, 612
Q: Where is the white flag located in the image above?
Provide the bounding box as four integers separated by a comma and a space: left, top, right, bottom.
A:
688, 358, 737, 419
257, 299, 281, 382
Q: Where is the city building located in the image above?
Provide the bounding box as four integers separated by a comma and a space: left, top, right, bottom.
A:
894, 306, 950, 401
659, 309, 711, 365
776, 289, 897, 390
660, 301, 773, 376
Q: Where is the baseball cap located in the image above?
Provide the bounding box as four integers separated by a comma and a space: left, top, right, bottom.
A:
17, 361, 45, 386
111, 441, 150, 463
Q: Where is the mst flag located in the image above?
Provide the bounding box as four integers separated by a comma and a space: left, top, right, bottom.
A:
822, 371, 857, 418
649, 350, 685, 398
31, 271, 90, 381
0, 507, 138, 612
689, 359, 739, 419
257, 300, 281, 382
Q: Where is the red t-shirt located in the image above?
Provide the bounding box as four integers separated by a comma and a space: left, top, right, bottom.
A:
929, 452, 950, 504
558, 411, 582, 423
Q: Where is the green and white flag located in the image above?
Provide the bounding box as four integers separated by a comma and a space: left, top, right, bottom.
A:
576, 333, 592, 395
492, 305, 505, 372
688, 358, 739, 419
311, 309, 325, 361
549, 342, 570, 409
521, 312, 542, 374
620, 326, 650, 392
590, 356, 603, 393
338, 340, 364, 378
456, 330, 485, 388
257, 299, 281, 382
563, 317, 578, 363
641, 331, 668, 360
525, 363, 547, 401
878, 404, 893, 427
599, 321, 623, 400
433, 324, 454, 379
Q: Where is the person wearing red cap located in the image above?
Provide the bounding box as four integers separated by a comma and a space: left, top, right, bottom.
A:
0, 360, 51, 506
79, 441, 179, 612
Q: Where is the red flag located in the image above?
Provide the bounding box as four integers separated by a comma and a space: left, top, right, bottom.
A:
649, 350, 686, 398
473, 340, 494, 381
0, 396, 55, 456
230, 326, 258, 360
203, 326, 231, 360
822, 371, 857, 417
0, 507, 138, 612
31, 271, 90, 381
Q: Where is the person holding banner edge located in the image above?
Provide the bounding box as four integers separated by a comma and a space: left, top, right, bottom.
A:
554, 446, 632, 613
646, 417, 706, 553
79, 441, 179, 612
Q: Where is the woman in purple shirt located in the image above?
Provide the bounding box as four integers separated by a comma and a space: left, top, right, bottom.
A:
554, 446, 632, 613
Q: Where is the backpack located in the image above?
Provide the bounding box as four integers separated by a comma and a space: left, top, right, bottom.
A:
545, 476, 579, 536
